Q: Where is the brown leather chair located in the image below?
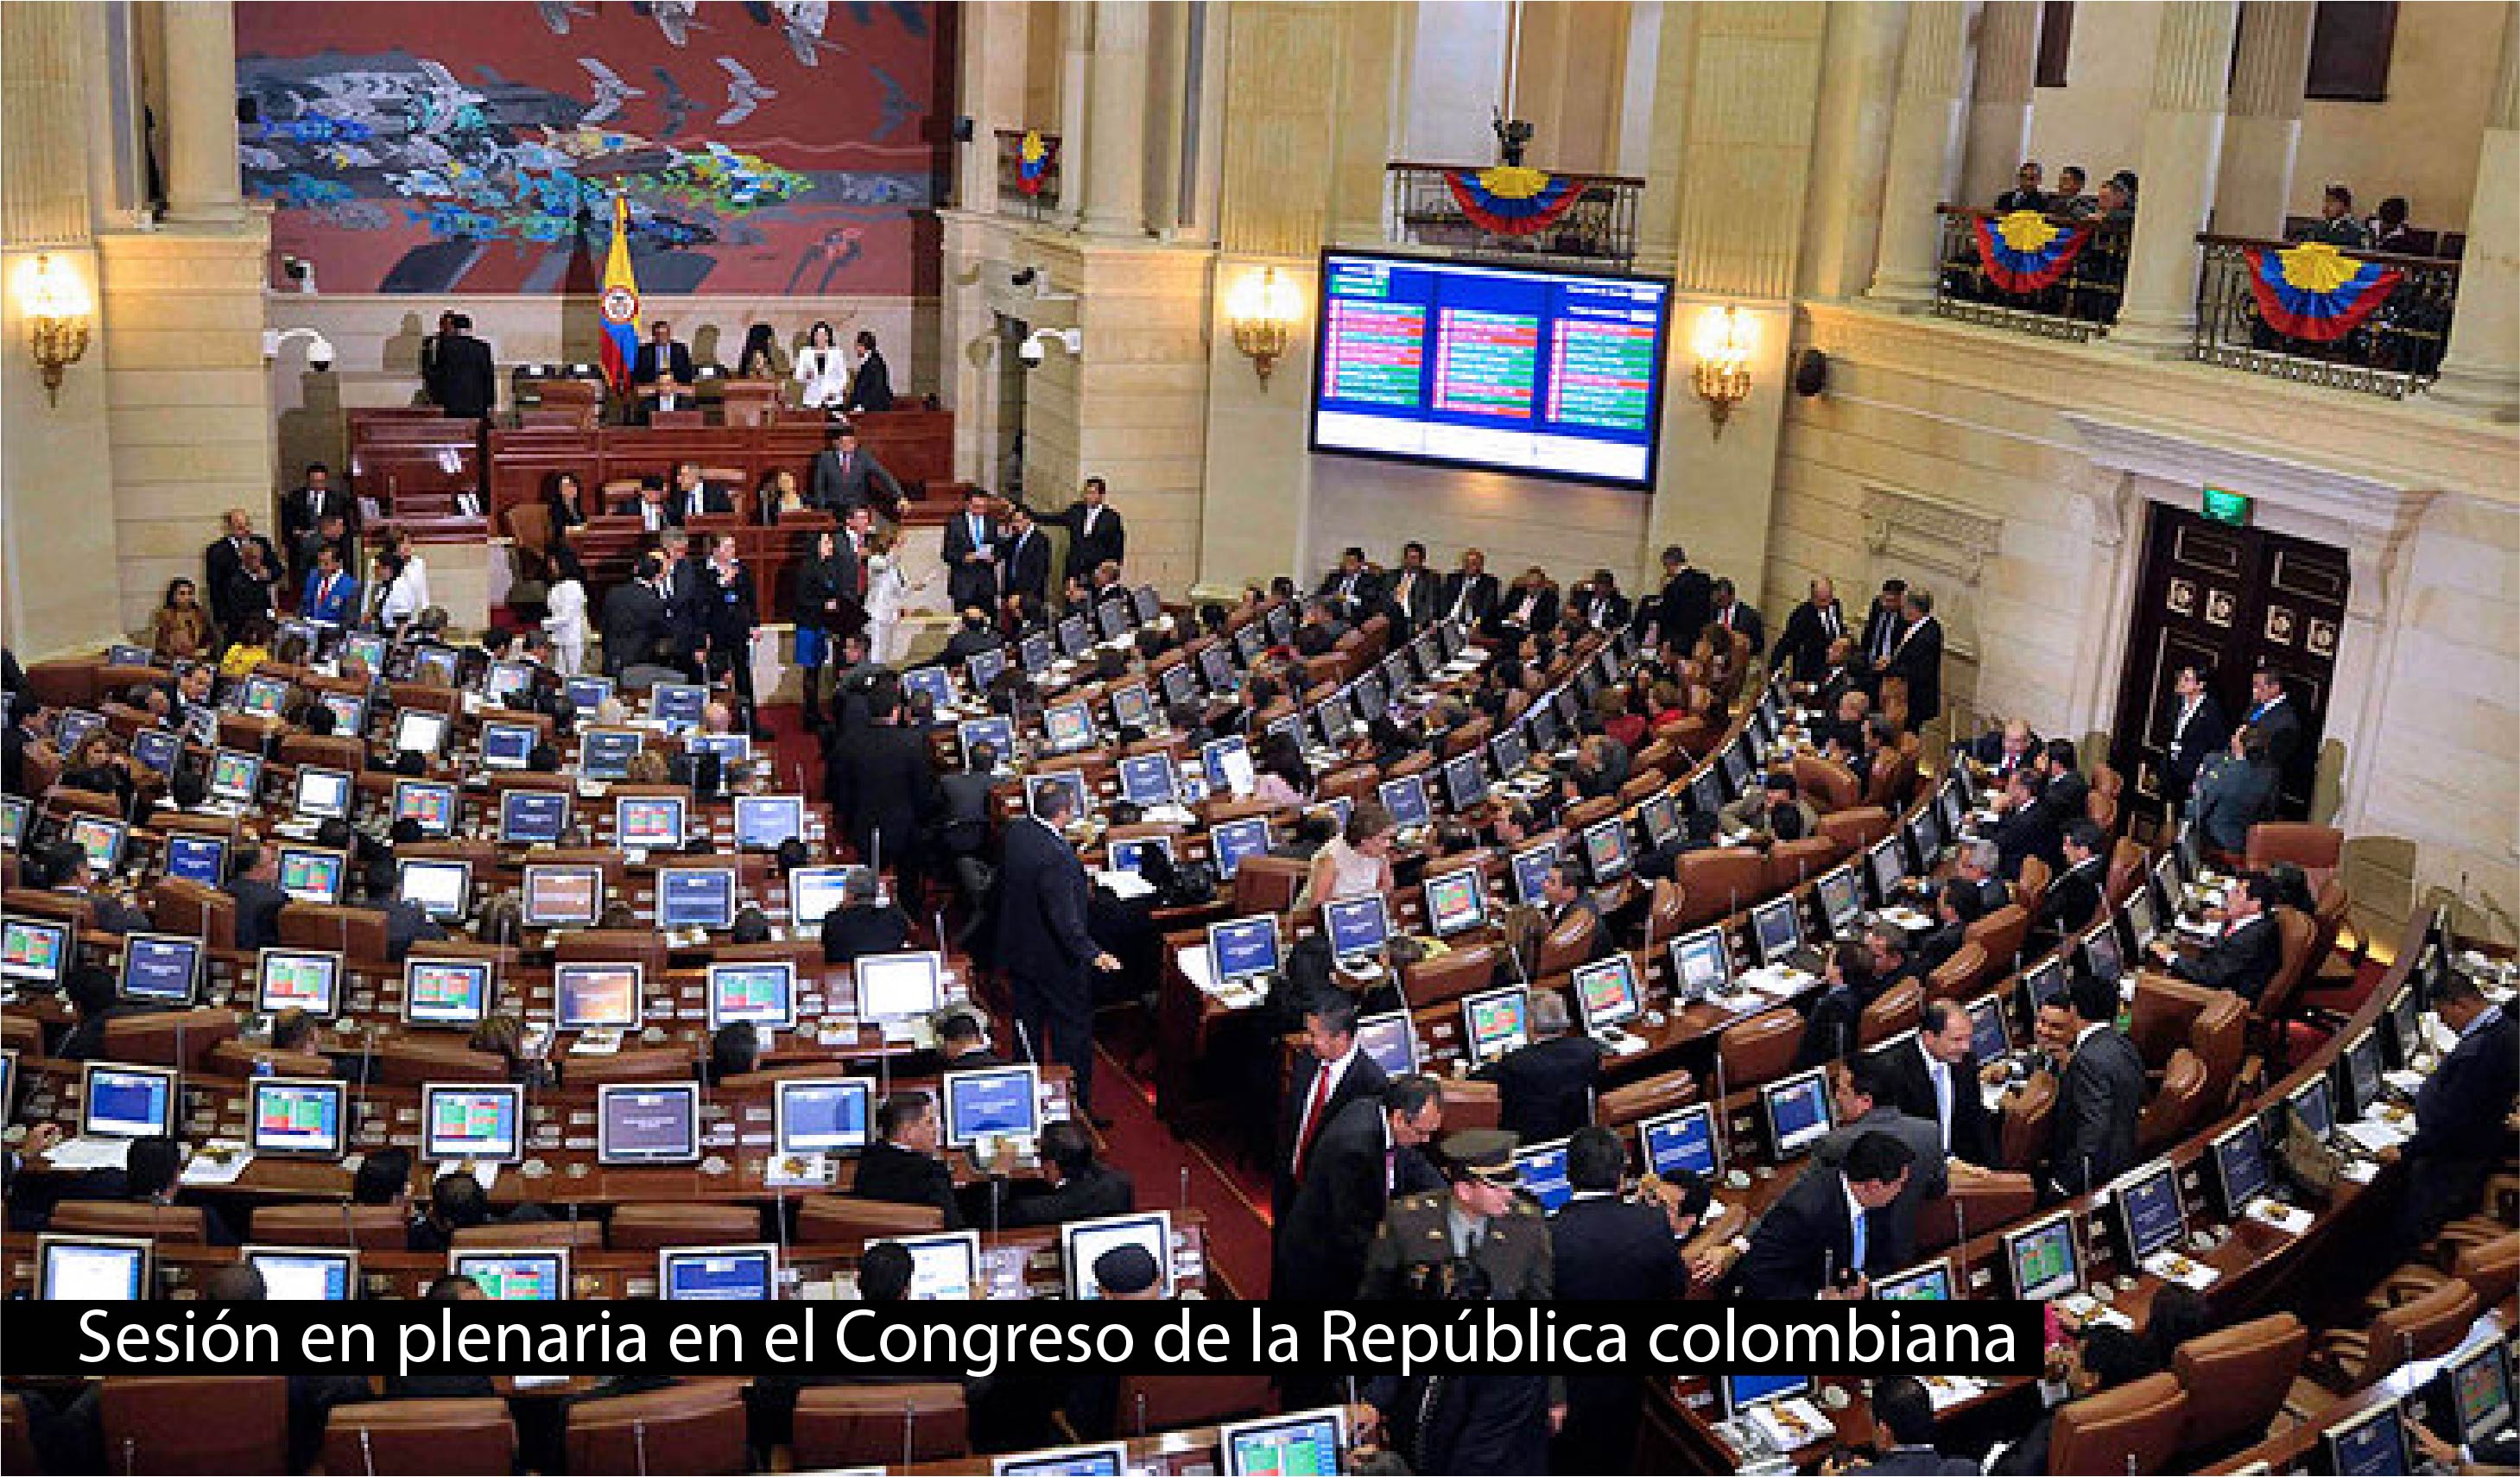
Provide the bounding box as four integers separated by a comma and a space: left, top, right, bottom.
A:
2245, 821, 2343, 879
1857, 981, 1922, 1049
251, 1204, 411, 1251
323, 1398, 518, 1474
798, 1195, 945, 1245
52, 1201, 211, 1243
1676, 848, 1765, 928
1617, 770, 1667, 808
2105, 838, 2148, 907
1925, 941, 1986, 1001
1316, 764, 1379, 813
792, 1384, 971, 1467
610, 1202, 763, 1250
2014, 855, 2051, 914
377, 1037, 509, 1087
1963, 904, 2031, 971
101, 1007, 238, 1072
2188, 992, 2250, 1108
1792, 754, 1861, 815
1863, 749, 1917, 810
98, 1378, 290, 1474
1232, 855, 1307, 915
566, 1049, 698, 1086
1915, 1172, 2037, 1253
2375, 1232, 2520, 1312
1, 1012, 39, 1059
1561, 795, 1620, 835
276, 733, 369, 773
1998, 1071, 2056, 1172
1110, 1372, 1276, 1432
565, 1383, 750, 1476
1717, 1008, 1806, 1092
2086, 789, 2118, 838
1534, 910, 1602, 977
1598, 1067, 1697, 1130
450, 1220, 604, 1250
206, 1040, 331, 1080
2315, 1280, 2477, 1393
1443, 716, 1494, 760
2172, 1313, 2308, 1457
2251, 907, 2319, 1066
1403, 944, 1498, 1010
1816, 806, 1894, 854
3, 1394, 35, 1477
2046, 1372, 2187, 1476
555, 929, 669, 974
278, 903, 390, 962
1763, 836, 1844, 896
2137, 1048, 2210, 1154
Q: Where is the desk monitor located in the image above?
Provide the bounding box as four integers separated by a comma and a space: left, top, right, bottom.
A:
2339, 1027, 2384, 1119
598, 1082, 699, 1166
706, 960, 795, 1031
2079, 922, 2124, 984
422, 1082, 523, 1163
1440, 752, 1489, 815
1966, 994, 2011, 1062
902, 663, 955, 712
1198, 643, 1238, 695
275, 845, 347, 905
118, 934, 202, 1005
942, 1064, 1042, 1149
256, 948, 343, 1018
1718, 1374, 1812, 1421
1047, 615, 1091, 663
1907, 805, 1944, 870
1462, 986, 1529, 1064
452, 1249, 569, 1301
1551, 686, 1581, 733
1208, 817, 1271, 879
1580, 816, 1633, 885
578, 726, 644, 781
2384, 986, 2424, 1072
497, 789, 572, 846
479, 719, 540, 770
238, 675, 288, 719
659, 1245, 777, 1302
391, 707, 450, 758
1634, 792, 1681, 852
1131, 584, 1162, 625
1113, 681, 1160, 732
2003, 1210, 2082, 1301
1063, 1210, 1175, 1299
397, 858, 472, 922
1117, 751, 1178, 808
339, 631, 389, 678
1422, 865, 1490, 939
0, 793, 26, 850
321, 690, 371, 741
80, 1062, 178, 1139
1936, 779, 1966, 841
1722, 737, 1756, 796
1313, 696, 1355, 751
2207, 1118, 2273, 1220
1020, 629, 1061, 676
879, 1230, 980, 1302
1095, 595, 1135, 642
1200, 736, 1255, 797
773, 1076, 873, 1157
403, 957, 492, 1028
291, 765, 353, 821
1108, 834, 1175, 877
1510, 843, 1561, 907
788, 866, 853, 928
2109, 1159, 2188, 1263
554, 961, 642, 1031
1207, 916, 1282, 987
1513, 1138, 1573, 1214
1688, 768, 1727, 819
1313, 794, 1352, 834
409, 646, 460, 690
521, 864, 604, 929
1043, 700, 1095, 756
1815, 865, 1864, 937
1378, 774, 1433, 830
1641, 1103, 1718, 1179
1527, 702, 1563, 757
163, 833, 229, 887
2175, 825, 2204, 885
2022, 957, 2070, 1013
2289, 1074, 2337, 1144
733, 794, 806, 851
2124, 886, 2161, 952
2150, 852, 2182, 919
959, 717, 1016, 770
129, 726, 181, 778
1668, 927, 1732, 1001
649, 682, 707, 730
1864, 839, 1909, 910
1158, 658, 1200, 710
1749, 895, 1805, 967
242, 1246, 355, 1301
854, 950, 944, 1022
1323, 895, 1391, 959
393, 779, 459, 840
615, 794, 686, 849
208, 748, 263, 806
1488, 726, 1529, 778
659, 865, 738, 932
1263, 603, 1297, 645
1873, 1258, 1954, 1303
1026, 770, 1090, 823
2314, 1401, 2411, 1476
108, 643, 155, 669
966, 645, 1007, 692
69, 815, 129, 878
1572, 954, 1643, 1031
994, 1442, 1130, 1477
1, 917, 71, 987
1219, 1409, 1347, 1477
1356, 1011, 1418, 1077
1761, 1067, 1834, 1159
2436, 1340, 2514, 1448
36, 1235, 151, 1301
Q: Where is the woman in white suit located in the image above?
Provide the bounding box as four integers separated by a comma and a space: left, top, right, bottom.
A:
541, 544, 589, 675
792, 320, 849, 410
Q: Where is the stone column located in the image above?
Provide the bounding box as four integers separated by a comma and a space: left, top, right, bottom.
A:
1081, 0, 1151, 237
1326, 2, 1404, 246
2111, 1, 2240, 352
2213, 1, 2314, 239
1865, 2, 1970, 306
954, 1, 1029, 218
1056, 2, 1094, 228
2432, 3, 2520, 418
161, 0, 244, 225
1960, 2, 2042, 206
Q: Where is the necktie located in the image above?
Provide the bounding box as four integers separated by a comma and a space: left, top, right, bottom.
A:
1929, 1056, 1953, 1152
1849, 1200, 1868, 1273
1294, 1065, 1334, 1178
1719, 606, 1733, 629
1085, 507, 1099, 536
1824, 605, 1839, 640
320, 574, 334, 609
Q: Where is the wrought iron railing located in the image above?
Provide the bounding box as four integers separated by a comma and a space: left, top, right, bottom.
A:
1385, 162, 1642, 266
993, 130, 1061, 218
2190, 234, 2459, 400
1930, 206, 2132, 340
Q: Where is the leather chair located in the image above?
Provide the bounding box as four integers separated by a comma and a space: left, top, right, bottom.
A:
2137, 1048, 2209, 1154
1862, 749, 1917, 810
1675, 849, 1765, 928
792, 1384, 971, 1467
1717, 1008, 1806, 1092
278, 903, 390, 962
1617, 770, 1667, 808
2314, 1280, 2477, 1393
2188, 992, 2250, 1108
2298, 879, 2362, 1010
1816, 807, 1894, 854
1111, 1372, 1276, 1432
0, 1013, 39, 1059
1534, 910, 1602, 977
2086, 789, 2118, 838
1444, 716, 1494, 760
1598, 1067, 1697, 1130
102, 1007, 238, 1072
798, 1195, 946, 1245
2250, 907, 2319, 1066
3, 1394, 35, 1477
1316, 764, 1379, 814
1963, 904, 2031, 972
323, 1398, 517, 1475
377, 1037, 509, 1087
1915, 1172, 2036, 1253
47, 785, 125, 821
1384, 748, 1434, 782
1658, 715, 1715, 761
2090, 762, 2124, 800
1925, 941, 1985, 1001
567, 1049, 699, 1086
555, 928, 669, 973
2245, 821, 2343, 880
1764, 836, 1844, 897
610, 1202, 764, 1251
2374, 1232, 2520, 1315
52, 1201, 211, 1243
2128, 974, 2217, 1070
1561, 795, 1620, 835
1791, 754, 1861, 815
98, 1378, 290, 1475
1438, 1077, 1503, 1132
250, 1204, 411, 1251
565, 1383, 750, 1477
207, 1040, 331, 1080
1403, 944, 1497, 1010
2172, 1313, 2308, 1458
2046, 1372, 2187, 1476
276, 733, 368, 773
2014, 855, 2050, 914
1998, 1071, 2056, 1172
451, 1220, 603, 1250
1857, 981, 1922, 1049
2105, 838, 2148, 907
1232, 856, 1307, 916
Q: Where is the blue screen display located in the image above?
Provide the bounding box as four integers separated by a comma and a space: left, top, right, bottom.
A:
663, 1251, 771, 1301
1210, 919, 1281, 983
164, 834, 228, 886
947, 1070, 1038, 1139
501, 791, 568, 844
660, 870, 736, 929
1644, 1108, 1717, 1178
1516, 1142, 1573, 1212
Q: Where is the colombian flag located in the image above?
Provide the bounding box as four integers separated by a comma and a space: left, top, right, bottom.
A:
2243, 241, 2403, 343
1016, 130, 1054, 196
1444, 166, 1584, 237
598, 194, 642, 391
1973, 210, 2093, 294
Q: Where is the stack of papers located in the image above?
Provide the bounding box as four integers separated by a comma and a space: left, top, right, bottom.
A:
1919, 1375, 1988, 1411
2246, 1200, 2315, 1236
1095, 869, 1156, 900
2340, 1117, 2409, 1155
180, 1141, 256, 1187
44, 1138, 136, 1172
1743, 1398, 1832, 1453
2143, 1249, 2222, 1290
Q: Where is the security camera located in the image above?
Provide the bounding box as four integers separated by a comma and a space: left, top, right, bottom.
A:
306, 333, 336, 373
1011, 266, 1039, 289
263, 326, 337, 371
1017, 334, 1047, 368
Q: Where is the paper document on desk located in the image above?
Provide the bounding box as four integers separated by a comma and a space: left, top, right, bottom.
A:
1918, 1375, 1987, 1411
180, 1141, 256, 1187
1096, 869, 1156, 900
1177, 942, 1219, 994
2339, 1119, 2409, 1155
2142, 1249, 2222, 1290
2246, 1200, 2315, 1236
44, 1138, 136, 1172
1744, 1398, 1831, 1453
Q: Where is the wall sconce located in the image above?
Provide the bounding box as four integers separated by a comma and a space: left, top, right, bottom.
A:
1225, 265, 1302, 388
19, 254, 93, 408
1692, 304, 1753, 434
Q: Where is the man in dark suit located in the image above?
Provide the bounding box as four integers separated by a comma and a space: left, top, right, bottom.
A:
1858, 1378, 1980, 1474
1439, 548, 1501, 627
1814, 1055, 1947, 1267
1567, 568, 1631, 633
1778, 576, 1852, 683
1881, 586, 1944, 727
940, 609, 1001, 667
843, 674, 940, 916
1272, 1075, 1445, 1300
1537, 860, 1612, 963
224, 841, 290, 954
667, 463, 734, 523
205, 509, 282, 633
811, 427, 907, 519
1987, 770, 2061, 882
1490, 569, 1558, 639
1881, 998, 1998, 1169
696, 534, 760, 714
1972, 718, 2042, 779
1858, 578, 1909, 675
1274, 995, 1390, 1220
846, 330, 895, 414
1706, 577, 1766, 656
1653, 545, 1713, 651
2190, 730, 2279, 853
820, 867, 912, 963
941, 489, 1002, 615
429, 314, 496, 420
2156, 871, 2283, 1002
630, 320, 696, 420
2040, 972, 2144, 1200
1049, 478, 1126, 585
278, 464, 357, 584
1738, 1131, 1914, 1299
1380, 542, 1443, 631
2239, 667, 2304, 777
2161, 662, 2229, 813
2032, 818, 2108, 947
1548, 1127, 1688, 1474
2387, 969, 2519, 1252
996, 1120, 1134, 1229
1316, 547, 1381, 622
852, 1090, 963, 1228
598, 552, 673, 676
1475, 991, 1604, 1144
997, 504, 1052, 617
996, 779, 1119, 1125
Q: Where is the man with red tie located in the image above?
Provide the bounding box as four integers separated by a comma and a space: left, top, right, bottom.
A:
299, 544, 358, 625
1272, 995, 1389, 1221
1272, 1074, 1444, 1301
1706, 576, 1766, 656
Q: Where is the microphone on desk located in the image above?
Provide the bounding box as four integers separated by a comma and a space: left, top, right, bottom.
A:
1178, 1165, 1191, 1214
900, 1397, 918, 1472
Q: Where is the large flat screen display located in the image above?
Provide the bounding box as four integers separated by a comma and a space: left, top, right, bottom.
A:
1309, 250, 1671, 488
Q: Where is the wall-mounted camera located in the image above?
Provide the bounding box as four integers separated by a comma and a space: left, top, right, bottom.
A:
280, 255, 317, 295
1017, 326, 1081, 370
262, 326, 337, 373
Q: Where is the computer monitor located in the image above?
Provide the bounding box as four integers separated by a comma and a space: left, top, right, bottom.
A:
959, 717, 1016, 770
1440, 752, 1488, 814
2003, 1210, 2082, 1300
707, 960, 795, 1031
1967, 994, 2011, 1062
993, 1442, 1131, 1477
1263, 603, 1296, 644
1580, 817, 1632, 884
1130, 584, 1162, 624
1117, 751, 1178, 808
402, 957, 492, 1028
207, 749, 263, 806
1749, 895, 1805, 967
397, 858, 472, 922
2384, 986, 2425, 1071
1090, 595, 1130, 642
1063, 1210, 1175, 1299
774, 1076, 873, 1157
2, 916, 71, 989
1313, 697, 1354, 750
1572, 954, 1643, 1031
1860, 839, 1908, 911
2339, 1027, 2384, 1119
128, 726, 181, 778
2079, 922, 2124, 984
1377, 774, 1433, 831
1509, 843, 1560, 907
787, 866, 853, 929
1873, 1258, 1954, 1303
0, 793, 26, 851
614, 794, 686, 850
2109, 1160, 2188, 1263
497, 789, 572, 846
649, 683, 707, 730
1908, 805, 1944, 869
1219, 1410, 1347, 1477
854, 950, 945, 1022
1108, 834, 1174, 877
942, 1064, 1042, 1148
1207, 916, 1282, 987
2124, 886, 2161, 952
1027, 770, 1090, 823
658, 865, 738, 932
2289, 1074, 2336, 1143
1200, 736, 1255, 796
478, 719, 540, 770
392, 779, 459, 840
2435, 1340, 2515, 1448
598, 1082, 699, 1165
1513, 1138, 1573, 1213
238, 675, 289, 719
1355, 1011, 1418, 1076
1462, 986, 1529, 1064
422, 1082, 524, 1163
1761, 1068, 1834, 1159
1208, 817, 1270, 878
1639, 1103, 1718, 1180
966, 645, 1007, 692
256, 948, 343, 1017
2314, 1401, 2411, 1476
236, 1246, 355, 1303
1043, 700, 1096, 756
879, 1230, 980, 1301
118, 934, 201, 1005
291, 765, 353, 821
1019, 631, 1061, 678
2023, 957, 2071, 1013
659, 1245, 777, 1302
248, 1074, 350, 1159
36, 1235, 150, 1301
1489, 726, 1529, 778
2207, 1118, 2273, 1220
1937, 779, 1966, 840
452, 1249, 569, 1301
1668, 927, 1733, 1002
1421, 865, 1490, 938
902, 664, 955, 711
391, 707, 450, 758
1322, 895, 1390, 959
80, 1062, 177, 1138
1719, 1374, 1812, 1420
275, 845, 347, 905
1814, 865, 1865, 937
1633, 792, 1680, 852
554, 961, 642, 1031
521, 864, 604, 929
1197, 643, 1237, 695
67, 815, 128, 878
731, 794, 806, 852
163, 832, 229, 887
577, 726, 644, 781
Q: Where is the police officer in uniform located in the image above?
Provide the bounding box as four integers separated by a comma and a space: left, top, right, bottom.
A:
1358, 1130, 1554, 1300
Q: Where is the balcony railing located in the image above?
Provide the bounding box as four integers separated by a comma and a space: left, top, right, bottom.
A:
993, 130, 1061, 218
2190, 234, 2459, 400
1931, 206, 2131, 340
1385, 162, 1642, 266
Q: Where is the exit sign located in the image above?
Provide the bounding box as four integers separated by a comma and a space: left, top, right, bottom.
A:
2201, 487, 2253, 526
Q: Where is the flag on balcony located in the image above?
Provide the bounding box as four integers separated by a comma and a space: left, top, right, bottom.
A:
2244, 241, 2403, 343
1016, 130, 1055, 196
1974, 210, 2093, 294
598, 193, 642, 392
1444, 165, 1583, 236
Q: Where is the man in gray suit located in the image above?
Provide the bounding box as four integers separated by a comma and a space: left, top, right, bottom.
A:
2039, 970, 2145, 1201
811, 426, 906, 519
1814, 1053, 1947, 1268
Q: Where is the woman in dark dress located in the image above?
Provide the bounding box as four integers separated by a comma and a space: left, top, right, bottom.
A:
792, 528, 852, 715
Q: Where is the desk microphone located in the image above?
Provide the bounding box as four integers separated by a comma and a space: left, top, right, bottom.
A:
899, 1398, 918, 1471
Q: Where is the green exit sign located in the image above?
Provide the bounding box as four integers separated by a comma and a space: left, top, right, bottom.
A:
2202, 487, 2253, 526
